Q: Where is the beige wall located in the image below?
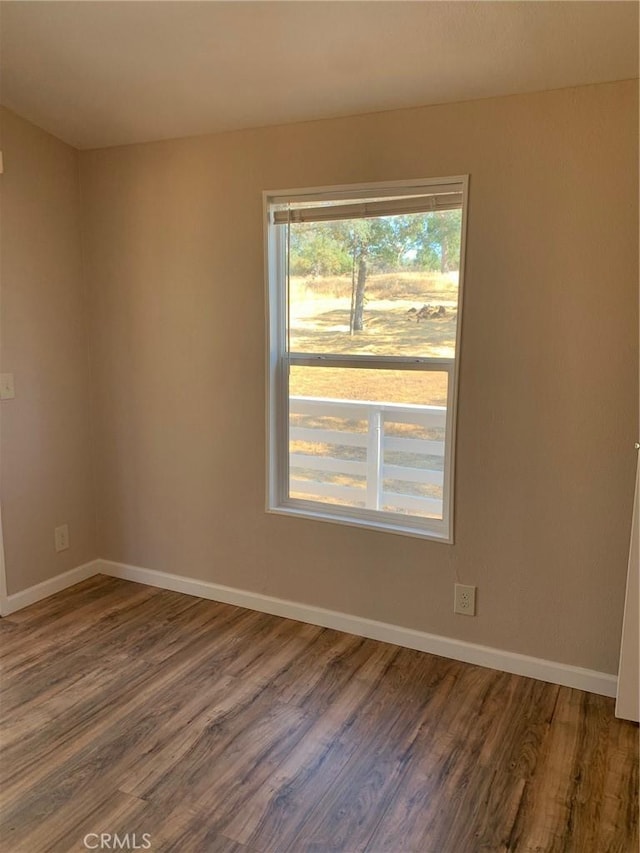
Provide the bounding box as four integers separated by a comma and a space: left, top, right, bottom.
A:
0, 109, 96, 593
78, 80, 637, 674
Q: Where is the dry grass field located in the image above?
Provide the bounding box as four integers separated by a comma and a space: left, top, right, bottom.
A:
290, 273, 458, 366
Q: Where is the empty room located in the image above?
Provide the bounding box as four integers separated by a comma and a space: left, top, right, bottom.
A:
0, 1, 638, 851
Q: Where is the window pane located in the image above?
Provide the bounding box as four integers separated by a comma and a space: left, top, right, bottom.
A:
289, 366, 448, 519
287, 210, 462, 358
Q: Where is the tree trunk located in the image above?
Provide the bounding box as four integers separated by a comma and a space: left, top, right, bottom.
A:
353, 256, 367, 331
349, 247, 357, 334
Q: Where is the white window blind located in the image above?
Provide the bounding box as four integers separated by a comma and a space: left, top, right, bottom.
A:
272, 191, 463, 225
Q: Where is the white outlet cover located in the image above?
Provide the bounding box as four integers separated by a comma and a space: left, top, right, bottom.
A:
0, 373, 15, 400
454, 583, 476, 616
54, 524, 70, 552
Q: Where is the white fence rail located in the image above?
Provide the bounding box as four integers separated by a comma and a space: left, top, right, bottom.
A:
289, 396, 446, 518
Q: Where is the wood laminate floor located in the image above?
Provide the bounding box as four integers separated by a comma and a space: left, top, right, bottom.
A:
0, 575, 637, 853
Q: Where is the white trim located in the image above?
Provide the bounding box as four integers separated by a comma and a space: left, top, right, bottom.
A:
268, 502, 450, 542
289, 354, 454, 369
1, 556, 616, 698
97, 558, 617, 698
265, 175, 469, 206
447, 174, 469, 542
264, 197, 287, 513
0, 559, 101, 616
0, 506, 8, 616
615, 459, 639, 721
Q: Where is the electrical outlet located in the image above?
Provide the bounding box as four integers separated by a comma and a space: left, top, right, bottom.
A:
54, 524, 69, 552
454, 583, 476, 616
0, 373, 15, 400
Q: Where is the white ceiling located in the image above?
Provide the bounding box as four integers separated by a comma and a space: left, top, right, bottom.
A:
1, 1, 638, 150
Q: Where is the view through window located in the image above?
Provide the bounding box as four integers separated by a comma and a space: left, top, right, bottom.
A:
266, 178, 467, 540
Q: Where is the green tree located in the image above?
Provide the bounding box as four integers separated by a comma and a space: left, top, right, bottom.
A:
416, 210, 462, 273
289, 222, 351, 277
344, 216, 429, 331
289, 209, 462, 332
368, 215, 427, 272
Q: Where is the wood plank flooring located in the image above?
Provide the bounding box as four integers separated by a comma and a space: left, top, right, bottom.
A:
0, 575, 637, 852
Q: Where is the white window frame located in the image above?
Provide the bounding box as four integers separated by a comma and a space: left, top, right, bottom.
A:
264, 176, 469, 543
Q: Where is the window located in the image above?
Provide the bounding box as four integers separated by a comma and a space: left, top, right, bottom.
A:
265, 176, 468, 541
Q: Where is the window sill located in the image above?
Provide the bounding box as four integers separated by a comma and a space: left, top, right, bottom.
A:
267, 501, 453, 544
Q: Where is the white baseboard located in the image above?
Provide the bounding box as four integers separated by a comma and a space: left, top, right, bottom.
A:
0, 559, 102, 617
97, 558, 618, 698
1, 556, 617, 698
